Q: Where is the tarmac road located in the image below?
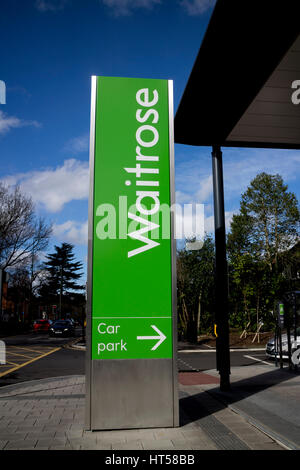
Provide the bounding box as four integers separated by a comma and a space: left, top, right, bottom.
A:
178, 347, 274, 372
0, 331, 277, 387
1, 329, 83, 347
0, 330, 85, 387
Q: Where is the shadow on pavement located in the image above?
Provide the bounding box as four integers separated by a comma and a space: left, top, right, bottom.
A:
180, 369, 300, 432
208, 367, 300, 404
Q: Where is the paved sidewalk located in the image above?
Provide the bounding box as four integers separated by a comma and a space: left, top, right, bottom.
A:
202, 364, 300, 450
0, 373, 285, 450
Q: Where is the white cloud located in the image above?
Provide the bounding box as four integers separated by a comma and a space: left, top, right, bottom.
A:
195, 174, 213, 202
2, 159, 89, 213
63, 134, 89, 154
0, 110, 40, 136
175, 147, 300, 209
222, 148, 300, 200
174, 146, 300, 239
35, 0, 68, 12
176, 171, 213, 205
175, 190, 192, 205
53, 220, 88, 245
180, 0, 216, 15
181, 147, 300, 248
101, 0, 161, 16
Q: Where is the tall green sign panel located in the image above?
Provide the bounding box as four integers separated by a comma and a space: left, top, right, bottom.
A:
91, 76, 173, 360
86, 76, 178, 431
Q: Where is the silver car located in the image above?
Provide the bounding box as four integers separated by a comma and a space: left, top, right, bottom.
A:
266, 327, 300, 359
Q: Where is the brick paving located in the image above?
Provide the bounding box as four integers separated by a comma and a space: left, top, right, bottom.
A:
0, 374, 285, 450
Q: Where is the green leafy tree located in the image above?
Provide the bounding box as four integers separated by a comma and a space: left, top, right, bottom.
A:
177, 236, 215, 342
227, 212, 260, 327
240, 172, 299, 270
227, 172, 300, 330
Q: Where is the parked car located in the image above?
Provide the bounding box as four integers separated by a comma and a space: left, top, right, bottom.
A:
49, 320, 75, 337
33, 319, 52, 333
266, 327, 300, 359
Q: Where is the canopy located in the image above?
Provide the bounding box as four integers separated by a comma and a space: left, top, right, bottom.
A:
174, 0, 300, 149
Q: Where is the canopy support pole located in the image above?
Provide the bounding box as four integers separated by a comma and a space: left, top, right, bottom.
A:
212, 144, 231, 391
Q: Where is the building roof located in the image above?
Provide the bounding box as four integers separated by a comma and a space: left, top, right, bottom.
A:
174, 0, 300, 149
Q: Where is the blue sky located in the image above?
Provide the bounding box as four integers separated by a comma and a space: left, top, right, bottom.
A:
1, 0, 300, 282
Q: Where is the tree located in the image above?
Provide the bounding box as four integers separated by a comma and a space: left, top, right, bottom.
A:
227, 172, 300, 330
177, 236, 215, 342
240, 172, 299, 270
7, 267, 31, 320
227, 212, 260, 327
40, 243, 84, 318
0, 183, 52, 269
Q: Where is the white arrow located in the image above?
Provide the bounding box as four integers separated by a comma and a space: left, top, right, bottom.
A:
137, 325, 166, 351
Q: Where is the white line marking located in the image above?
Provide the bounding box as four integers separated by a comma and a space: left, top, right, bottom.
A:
244, 355, 272, 366
179, 348, 266, 353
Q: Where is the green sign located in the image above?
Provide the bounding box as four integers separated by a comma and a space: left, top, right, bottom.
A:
278, 301, 285, 328
90, 76, 173, 360
279, 304, 284, 315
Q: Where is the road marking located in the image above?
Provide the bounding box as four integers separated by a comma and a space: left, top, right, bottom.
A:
179, 348, 266, 353
244, 354, 272, 366
0, 347, 61, 378
178, 358, 198, 371
8, 346, 45, 354
5, 351, 35, 359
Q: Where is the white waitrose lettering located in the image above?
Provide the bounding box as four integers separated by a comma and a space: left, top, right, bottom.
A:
127, 212, 160, 258
125, 88, 161, 258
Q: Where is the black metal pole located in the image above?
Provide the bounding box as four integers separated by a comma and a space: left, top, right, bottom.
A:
279, 326, 283, 369
287, 323, 292, 370
293, 295, 298, 371
275, 327, 278, 367
0, 269, 3, 324
211, 145, 231, 391
59, 265, 63, 320
0, 269, 2, 319
294, 295, 297, 343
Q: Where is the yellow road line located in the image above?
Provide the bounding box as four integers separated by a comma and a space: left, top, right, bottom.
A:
0, 347, 61, 378
0, 364, 17, 369
5, 351, 35, 359
7, 346, 45, 354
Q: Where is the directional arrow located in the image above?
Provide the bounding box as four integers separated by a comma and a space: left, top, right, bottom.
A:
137, 325, 167, 351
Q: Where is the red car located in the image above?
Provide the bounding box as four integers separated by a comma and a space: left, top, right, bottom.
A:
33, 319, 52, 333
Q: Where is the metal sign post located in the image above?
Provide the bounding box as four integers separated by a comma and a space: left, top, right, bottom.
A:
277, 301, 285, 369
85, 76, 178, 431
0, 269, 3, 320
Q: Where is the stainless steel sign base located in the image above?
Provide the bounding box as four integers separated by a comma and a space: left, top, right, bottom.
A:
89, 359, 177, 430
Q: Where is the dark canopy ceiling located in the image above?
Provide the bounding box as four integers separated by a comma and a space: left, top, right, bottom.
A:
174, 0, 300, 149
